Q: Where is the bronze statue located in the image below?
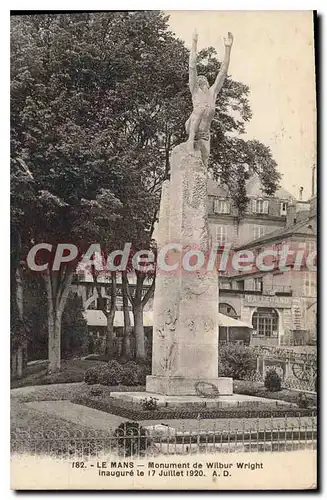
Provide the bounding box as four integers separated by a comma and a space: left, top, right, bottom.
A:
185, 30, 233, 167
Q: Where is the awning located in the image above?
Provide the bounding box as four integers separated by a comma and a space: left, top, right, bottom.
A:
84, 310, 252, 329
83, 310, 107, 327
218, 312, 253, 329
83, 310, 153, 327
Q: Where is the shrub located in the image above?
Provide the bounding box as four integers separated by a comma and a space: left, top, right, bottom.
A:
136, 364, 151, 385
218, 344, 257, 381
84, 360, 149, 387
297, 392, 309, 409
120, 366, 139, 386
89, 385, 103, 396
120, 361, 150, 385
264, 370, 281, 392
141, 396, 158, 411
98, 367, 122, 386
84, 367, 99, 385
114, 422, 149, 456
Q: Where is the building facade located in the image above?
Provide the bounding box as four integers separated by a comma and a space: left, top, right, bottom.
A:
207, 174, 295, 248
218, 195, 317, 346
72, 176, 317, 349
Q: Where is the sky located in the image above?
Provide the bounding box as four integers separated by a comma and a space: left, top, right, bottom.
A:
166, 10, 316, 200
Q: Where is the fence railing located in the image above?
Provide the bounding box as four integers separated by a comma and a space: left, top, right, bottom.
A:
11, 417, 317, 459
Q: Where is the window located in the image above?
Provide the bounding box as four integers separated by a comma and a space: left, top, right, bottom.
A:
254, 277, 263, 291
253, 226, 265, 240
219, 281, 232, 289
303, 272, 317, 297
252, 199, 269, 214
252, 308, 279, 337
214, 199, 230, 214
219, 303, 238, 318
214, 225, 228, 244
280, 202, 288, 216
236, 280, 244, 290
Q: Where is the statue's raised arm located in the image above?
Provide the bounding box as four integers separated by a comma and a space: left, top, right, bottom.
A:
189, 30, 198, 94
211, 32, 233, 97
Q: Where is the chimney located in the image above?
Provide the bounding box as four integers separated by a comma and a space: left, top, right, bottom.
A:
286, 203, 296, 227
299, 186, 304, 201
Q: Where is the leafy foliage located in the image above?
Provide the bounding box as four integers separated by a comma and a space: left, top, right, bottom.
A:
11, 12, 281, 251
140, 396, 159, 411
297, 392, 309, 409
264, 370, 282, 392
11, 12, 282, 369
84, 360, 150, 386
218, 344, 257, 380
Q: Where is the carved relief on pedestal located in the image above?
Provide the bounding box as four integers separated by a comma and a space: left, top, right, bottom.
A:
183, 270, 211, 296
204, 317, 215, 333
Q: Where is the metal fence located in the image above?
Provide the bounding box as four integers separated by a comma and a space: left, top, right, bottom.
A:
11, 417, 317, 459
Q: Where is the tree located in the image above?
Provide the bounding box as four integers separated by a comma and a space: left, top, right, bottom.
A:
10, 159, 36, 378
121, 271, 133, 361
125, 271, 155, 363
61, 293, 88, 358
11, 11, 281, 372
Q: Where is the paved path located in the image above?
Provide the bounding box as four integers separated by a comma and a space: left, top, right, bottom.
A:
24, 400, 315, 435
24, 400, 127, 431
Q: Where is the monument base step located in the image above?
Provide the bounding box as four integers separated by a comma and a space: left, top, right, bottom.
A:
109, 391, 292, 409
145, 375, 233, 396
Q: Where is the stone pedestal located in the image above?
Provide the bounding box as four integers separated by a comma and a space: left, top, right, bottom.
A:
146, 376, 233, 396
145, 143, 232, 396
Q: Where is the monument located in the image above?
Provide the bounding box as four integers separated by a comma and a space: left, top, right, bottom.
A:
145, 31, 234, 396
111, 31, 236, 405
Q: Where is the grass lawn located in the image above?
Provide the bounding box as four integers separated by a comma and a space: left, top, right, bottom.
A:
11, 359, 106, 389
11, 357, 316, 443
11, 382, 143, 435
233, 380, 317, 407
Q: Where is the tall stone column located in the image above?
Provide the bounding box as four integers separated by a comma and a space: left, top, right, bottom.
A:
146, 143, 233, 396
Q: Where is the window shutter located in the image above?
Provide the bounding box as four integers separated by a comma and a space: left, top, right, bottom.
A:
263, 200, 269, 214
251, 199, 256, 213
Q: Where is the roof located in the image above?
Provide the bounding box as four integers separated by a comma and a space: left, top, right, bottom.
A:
208, 174, 294, 201
245, 174, 294, 200
83, 310, 252, 329
207, 178, 229, 197
236, 216, 316, 250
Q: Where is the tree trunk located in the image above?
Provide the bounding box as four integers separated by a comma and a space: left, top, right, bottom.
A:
91, 269, 117, 359
47, 307, 63, 372
15, 267, 25, 378
125, 272, 155, 364
44, 268, 74, 373
134, 304, 145, 362
104, 309, 115, 358
11, 352, 17, 379
121, 272, 132, 360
